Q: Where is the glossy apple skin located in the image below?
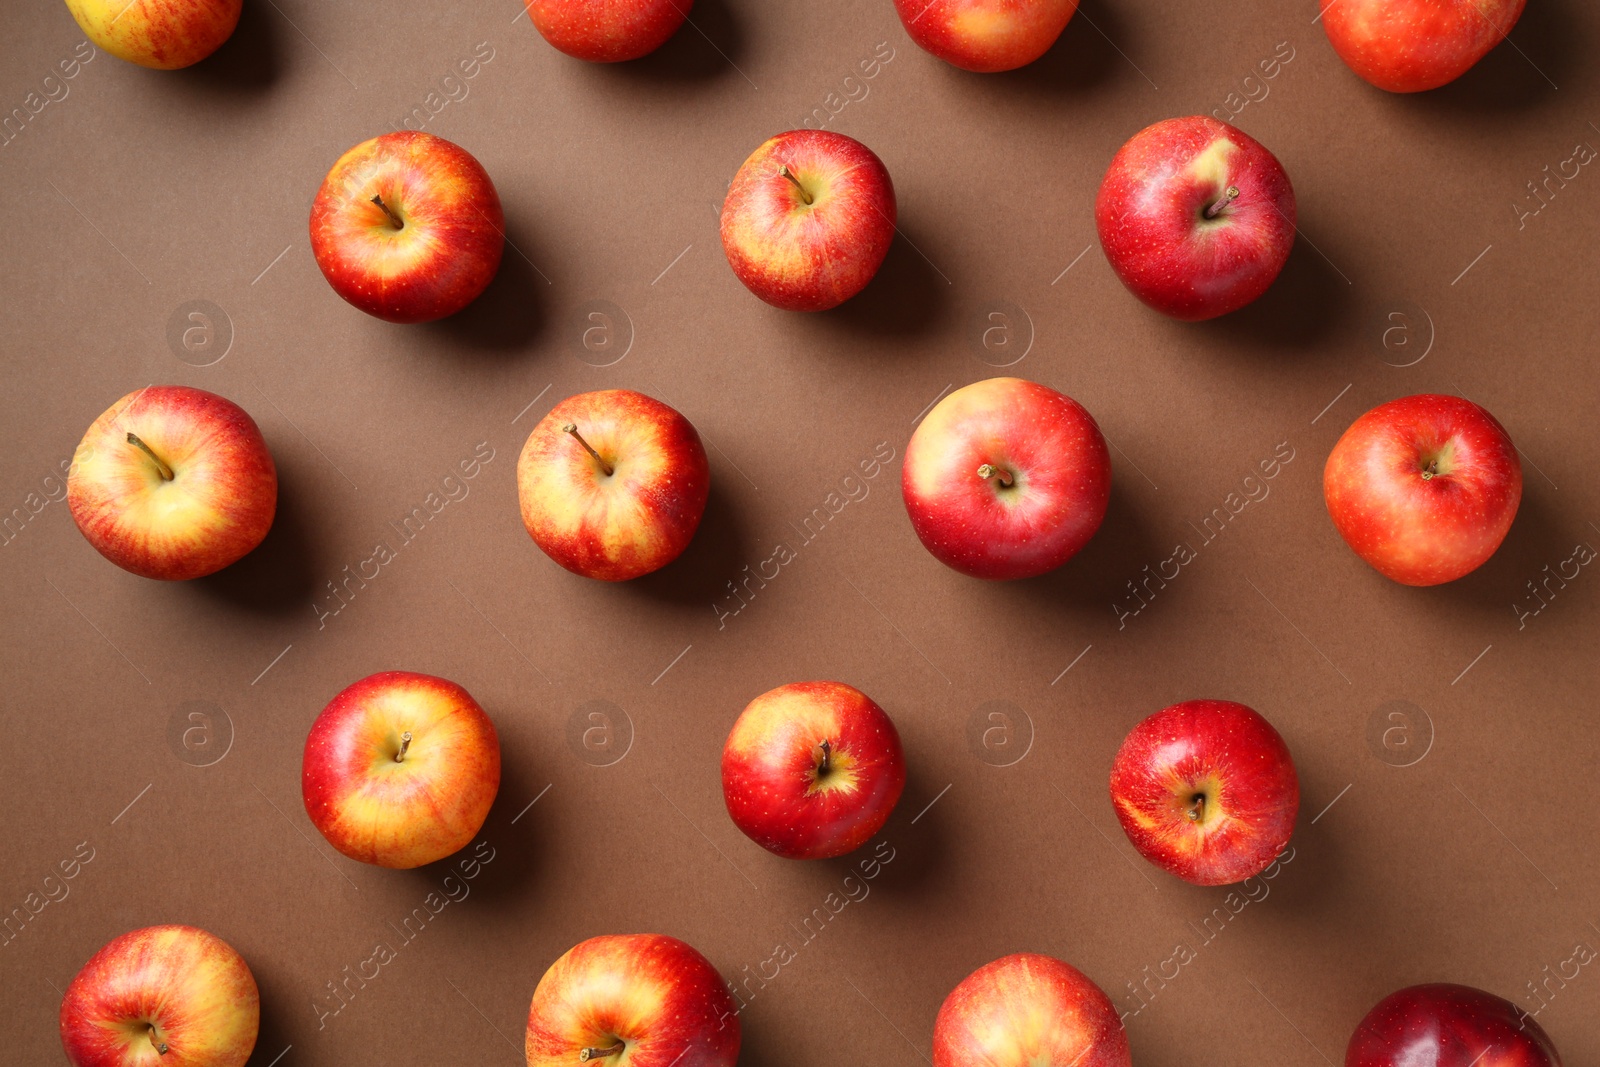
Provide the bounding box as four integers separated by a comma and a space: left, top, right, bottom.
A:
933, 953, 1130, 1067
1324, 394, 1522, 586
302, 671, 501, 869
1322, 0, 1525, 92
902, 377, 1110, 580
1347, 984, 1562, 1067
526, 0, 691, 61
64, 0, 239, 69
525, 934, 740, 1067
67, 386, 277, 581
892, 0, 1079, 72
722, 681, 906, 860
720, 130, 896, 312
310, 131, 504, 324
518, 389, 710, 581
1096, 116, 1296, 321
1110, 699, 1299, 886
60, 925, 259, 1067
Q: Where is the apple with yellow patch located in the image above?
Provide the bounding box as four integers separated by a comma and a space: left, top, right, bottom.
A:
60, 925, 259, 1067
933, 952, 1130, 1067
518, 389, 710, 581
721, 681, 906, 859
1321, 0, 1526, 92
302, 671, 501, 869
524, 0, 692, 61
64, 0, 240, 69
892, 0, 1080, 72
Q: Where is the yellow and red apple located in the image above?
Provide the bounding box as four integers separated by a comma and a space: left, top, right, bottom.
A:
892, 0, 1080, 72
60, 925, 259, 1067
933, 953, 1130, 1067
67, 386, 277, 581
302, 671, 501, 869
720, 130, 896, 312
518, 389, 710, 581
525, 0, 692, 61
1321, 0, 1526, 92
64, 0, 240, 69
310, 131, 504, 324
722, 681, 906, 860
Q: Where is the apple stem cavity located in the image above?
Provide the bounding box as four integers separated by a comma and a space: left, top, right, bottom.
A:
976, 463, 1015, 489
562, 423, 615, 477
125, 433, 175, 482
1420, 459, 1438, 481
817, 739, 832, 776
777, 165, 814, 206
1186, 793, 1206, 822
1203, 186, 1240, 220
370, 194, 404, 231
579, 1043, 625, 1061
395, 731, 412, 763
147, 1024, 169, 1055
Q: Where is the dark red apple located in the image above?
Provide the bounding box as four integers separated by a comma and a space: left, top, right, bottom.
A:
1347, 984, 1562, 1067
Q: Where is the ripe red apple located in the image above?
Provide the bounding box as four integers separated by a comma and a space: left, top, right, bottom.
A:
64, 0, 240, 69
720, 130, 896, 311
60, 925, 259, 1067
1321, 0, 1526, 92
1347, 984, 1562, 1067
1109, 699, 1299, 886
902, 377, 1110, 580
1096, 116, 1296, 321
1324, 394, 1522, 586
518, 389, 710, 581
302, 671, 500, 869
721, 681, 906, 860
67, 386, 277, 581
891, 0, 1079, 72
933, 953, 1130, 1067
310, 131, 504, 323
525, 0, 691, 61
525, 933, 740, 1067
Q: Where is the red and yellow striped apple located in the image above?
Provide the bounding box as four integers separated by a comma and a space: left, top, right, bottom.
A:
933, 953, 1130, 1067
64, 0, 240, 69
1321, 0, 1526, 92
525, 0, 692, 61
892, 0, 1080, 72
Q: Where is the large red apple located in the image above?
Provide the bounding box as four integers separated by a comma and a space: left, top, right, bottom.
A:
721, 681, 906, 860
67, 386, 277, 581
64, 0, 240, 69
302, 671, 501, 869
720, 130, 896, 311
1321, 0, 1526, 92
518, 389, 710, 581
902, 377, 1110, 580
1096, 116, 1296, 321
60, 925, 259, 1067
892, 0, 1079, 72
1109, 699, 1299, 886
933, 953, 1130, 1067
525, 0, 691, 61
310, 131, 503, 323
1347, 984, 1562, 1067
525, 933, 739, 1067
1324, 394, 1522, 586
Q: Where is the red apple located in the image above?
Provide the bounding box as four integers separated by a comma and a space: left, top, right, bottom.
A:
721, 681, 906, 860
302, 671, 500, 869
525, 0, 691, 61
64, 0, 240, 69
518, 389, 710, 581
720, 130, 896, 311
310, 131, 504, 323
60, 925, 259, 1067
1096, 116, 1296, 321
1324, 394, 1522, 586
902, 377, 1110, 580
525, 933, 740, 1067
1347, 984, 1562, 1067
892, 0, 1079, 72
933, 953, 1130, 1067
1109, 699, 1298, 886
67, 386, 277, 581
1321, 0, 1526, 93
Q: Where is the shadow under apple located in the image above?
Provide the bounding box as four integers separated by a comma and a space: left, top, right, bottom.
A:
950, 0, 1126, 99
587, 0, 748, 87
1190, 230, 1358, 358
1406, 479, 1566, 621
242, 955, 297, 1066
419, 218, 550, 357
169, 0, 284, 96
606, 483, 751, 611
1390, 0, 1575, 120
792, 222, 956, 346
192, 464, 319, 617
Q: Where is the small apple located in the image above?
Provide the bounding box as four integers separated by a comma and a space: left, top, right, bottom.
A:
1324, 394, 1522, 586
892, 0, 1079, 72
1096, 115, 1296, 321
67, 386, 277, 581
525, 0, 691, 61
310, 131, 504, 323
1347, 984, 1562, 1067
933, 952, 1130, 1067
525, 933, 740, 1067
1321, 0, 1526, 92
60, 924, 259, 1067
64, 0, 240, 69
518, 389, 710, 581
720, 130, 896, 311
902, 377, 1110, 580
302, 671, 501, 869
1109, 699, 1299, 886
722, 681, 906, 860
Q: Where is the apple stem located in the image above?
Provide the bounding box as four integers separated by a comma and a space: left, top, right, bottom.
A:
1420, 460, 1438, 481
395, 731, 412, 763
579, 1043, 625, 1061
370, 194, 404, 231
777, 165, 814, 206
1186, 794, 1206, 822
976, 463, 1014, 488
125, 433, 174, 482
1204, 186, 1240, 219
817, 739, 832, 775
148, 1025, 169, 1055
562, 423, 615, 477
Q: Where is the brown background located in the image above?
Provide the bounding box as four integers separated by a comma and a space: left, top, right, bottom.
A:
2, 0, 1598, 1064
